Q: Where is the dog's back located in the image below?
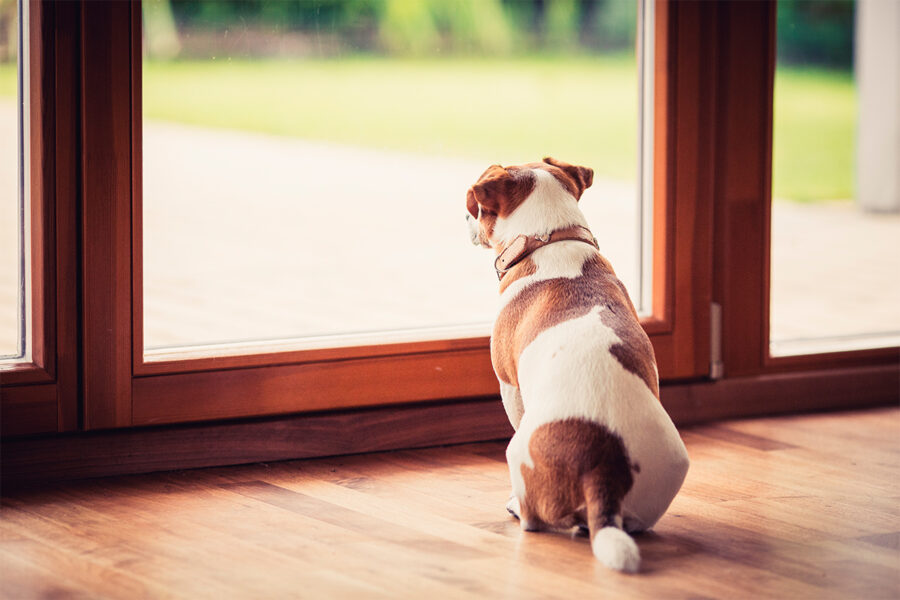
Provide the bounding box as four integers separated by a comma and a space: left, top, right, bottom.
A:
500, 244, 688, 571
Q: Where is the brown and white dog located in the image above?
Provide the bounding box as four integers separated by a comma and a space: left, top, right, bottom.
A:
466, 158, 689, 573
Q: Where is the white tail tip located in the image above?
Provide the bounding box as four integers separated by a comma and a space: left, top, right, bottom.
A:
591, 527, 641, 573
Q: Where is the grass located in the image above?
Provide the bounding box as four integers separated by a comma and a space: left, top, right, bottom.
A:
0, 57, 857, 201
140, 55, 639, 181
772, 66, 856, 202
0, 64, 13, 97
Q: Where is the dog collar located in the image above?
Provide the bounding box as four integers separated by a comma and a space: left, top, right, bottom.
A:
493, 225, 599, 281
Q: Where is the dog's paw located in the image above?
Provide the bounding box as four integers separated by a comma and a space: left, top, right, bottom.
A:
520, 518, 542, 532
506, 495, 521, 520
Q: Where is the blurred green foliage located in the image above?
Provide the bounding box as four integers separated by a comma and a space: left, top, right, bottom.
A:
0, 1, 861, 202
777, 0, 854, 70
0, 0, 17, 63
157, 0, 856, 69
156, 0, 638, 56
168, 0, 381, 32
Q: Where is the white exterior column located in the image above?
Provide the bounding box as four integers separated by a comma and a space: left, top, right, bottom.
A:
856, 0, 900, 213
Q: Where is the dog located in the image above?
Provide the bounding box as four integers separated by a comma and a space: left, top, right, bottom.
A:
465, 157, 689, 573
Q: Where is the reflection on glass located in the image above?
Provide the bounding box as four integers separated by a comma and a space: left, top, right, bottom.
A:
770, 0, 900, 356
0, 0, 21, 360
142, 0, 649, 354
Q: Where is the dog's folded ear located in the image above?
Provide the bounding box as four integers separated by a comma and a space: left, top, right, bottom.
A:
466, 187, 482, 219
468, 165, 513, 216
543, 157, 594, 200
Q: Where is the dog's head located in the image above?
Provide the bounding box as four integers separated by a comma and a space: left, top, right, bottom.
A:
466, 157, 594, 249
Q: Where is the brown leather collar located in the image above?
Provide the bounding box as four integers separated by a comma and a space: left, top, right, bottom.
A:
493, 225, 598, 281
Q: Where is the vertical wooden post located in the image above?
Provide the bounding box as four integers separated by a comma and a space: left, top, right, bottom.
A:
81, 1, 133, 429
712, 1, 776, 377
52, 1, 81, 431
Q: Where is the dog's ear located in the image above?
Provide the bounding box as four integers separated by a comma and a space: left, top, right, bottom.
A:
466, 187, 481, 219
467, 165, 509, 216
543, 157, 594, 200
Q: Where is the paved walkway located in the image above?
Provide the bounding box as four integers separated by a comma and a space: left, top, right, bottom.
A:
1, 103, 898, 358
138, 121, 641, 354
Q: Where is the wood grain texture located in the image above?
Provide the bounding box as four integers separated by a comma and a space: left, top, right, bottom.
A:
712, 0, 775, 377
4, 365, 896, 486
2, 408, 897, 599
52, 0, 81, 433
0, 384, 57, 437
651, 0, 672, 327
644, 0, 713, 380
80, 1, 133, 429
26, 0, 51, 377
667, 0, 715, 379
132, 347, 501, 426
661, 363, 900, 425
2, 397, 514, 486
0, 2, 80, 435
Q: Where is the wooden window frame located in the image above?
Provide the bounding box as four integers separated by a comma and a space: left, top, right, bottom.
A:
2, 0, 897, 443
78, 0, 714, 429
711, 0, 899, 378
0, 1, 78, 436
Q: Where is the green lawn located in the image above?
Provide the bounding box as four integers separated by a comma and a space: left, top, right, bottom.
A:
0, 64, 14, 97
140, 56, 639, 181
0, 57, 856, 201
772, 67, 856, 202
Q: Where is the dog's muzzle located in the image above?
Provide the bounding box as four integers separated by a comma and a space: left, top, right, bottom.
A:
466, 214, 487, 247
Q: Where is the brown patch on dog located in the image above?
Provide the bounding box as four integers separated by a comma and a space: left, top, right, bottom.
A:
491, 254, 659, 397
598, 302, 659, 399
469, 166, 536, 215
466, 166, 537, 245
519, 419, 634, 533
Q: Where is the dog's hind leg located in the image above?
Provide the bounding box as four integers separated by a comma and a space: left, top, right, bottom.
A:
583, 473, 640, 573
499, 381, 524, 431
516, 498, 547, 532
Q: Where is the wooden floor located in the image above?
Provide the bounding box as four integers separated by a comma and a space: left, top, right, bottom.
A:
1, 408, 898, 599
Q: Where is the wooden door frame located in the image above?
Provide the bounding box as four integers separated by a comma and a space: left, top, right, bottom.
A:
3, 1, 898, 485
0, 1, 79, 436
75, 0, 714, 429
3, 0, 897, 441
712, 0, 899, 377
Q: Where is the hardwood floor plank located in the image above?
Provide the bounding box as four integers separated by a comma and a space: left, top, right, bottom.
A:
0, 522, 166, 599
0, 549, 96, 600
859, 531, 900, 551
1, 408, 897, 598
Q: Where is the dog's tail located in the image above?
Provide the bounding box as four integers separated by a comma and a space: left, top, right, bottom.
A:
583, 474, 640, 573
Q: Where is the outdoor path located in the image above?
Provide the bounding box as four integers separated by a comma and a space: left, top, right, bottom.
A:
138, 120, 639, 352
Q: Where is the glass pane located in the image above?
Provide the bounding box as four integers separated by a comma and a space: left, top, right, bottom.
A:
770, 0, 900, 356
0, 0, 23, 360
142, 0, 651, 356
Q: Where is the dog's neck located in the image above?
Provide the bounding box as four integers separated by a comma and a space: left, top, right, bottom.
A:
493, 225, 598, 282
